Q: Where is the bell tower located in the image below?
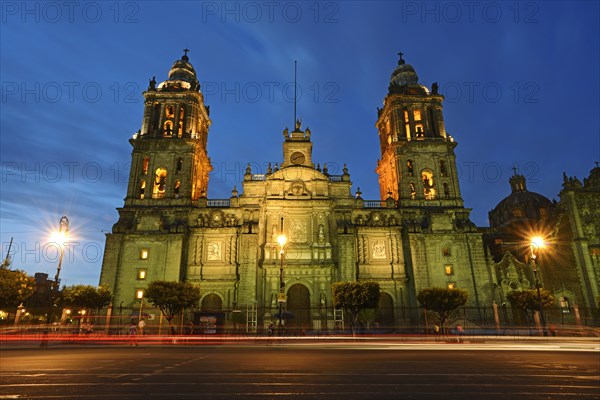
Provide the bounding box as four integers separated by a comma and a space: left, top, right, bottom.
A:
124, 50, 212, 206
375, 53, 463, 208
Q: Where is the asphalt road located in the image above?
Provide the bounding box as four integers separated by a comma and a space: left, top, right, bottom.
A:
1, 343, 599, 399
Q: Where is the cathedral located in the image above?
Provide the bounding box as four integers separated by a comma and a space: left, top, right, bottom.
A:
100, 51, 598, 331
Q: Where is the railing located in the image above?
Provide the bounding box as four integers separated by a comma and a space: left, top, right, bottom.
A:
328, 175, 343, 182
363, 200, 388, 208
207, 199, 230, 207
251, 174, 266, 181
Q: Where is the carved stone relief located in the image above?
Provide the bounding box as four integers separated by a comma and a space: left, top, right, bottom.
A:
371, 239, 386, 260
207, 241, 222, 261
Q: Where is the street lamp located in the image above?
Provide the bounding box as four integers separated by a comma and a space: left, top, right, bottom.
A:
46, 216, 69, 326
276, 231, 287, 335
529, 236, 548, 336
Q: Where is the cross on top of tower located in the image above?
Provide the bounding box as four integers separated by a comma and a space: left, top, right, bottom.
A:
512, 166, 518, 175
182, 48, 190, 61
397, 51, 405, 65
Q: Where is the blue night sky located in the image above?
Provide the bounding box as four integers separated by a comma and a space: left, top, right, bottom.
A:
1, 1, 599, 287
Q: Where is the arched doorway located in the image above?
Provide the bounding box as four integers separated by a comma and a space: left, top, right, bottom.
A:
376, 293, 395, 331
201, 294, 222, 312
196, 294, 224, 334
286, 284, 311, 331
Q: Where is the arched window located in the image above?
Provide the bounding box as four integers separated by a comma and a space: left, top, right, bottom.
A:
422, 170, 436, 200
176, 157, 183, 172
174, 179, 181, 197
443, 182, 450, 198
153, 168, 167, 198
163, 121, 173, 137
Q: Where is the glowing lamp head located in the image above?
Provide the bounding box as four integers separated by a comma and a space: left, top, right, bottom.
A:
49, 231, 67, 246
530, 236, 545, 250
276, 234, 287, 248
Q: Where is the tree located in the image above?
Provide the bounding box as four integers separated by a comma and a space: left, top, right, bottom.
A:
507, 289, 554, 324
332, 281, 380, 335
0, 268, 35, 309
60, 285, 112, 311
144, 281, 201, 333
417, 287, 469, 334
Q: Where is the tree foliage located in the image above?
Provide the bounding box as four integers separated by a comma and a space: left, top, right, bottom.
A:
144, 281, 200, 324
332, 281, 380, 334
417, 287, 469, 331
507, 289, 554, 313
0, 268, 35, 309
60, 285, 112, 310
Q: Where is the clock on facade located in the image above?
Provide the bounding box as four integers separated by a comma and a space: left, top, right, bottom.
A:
290, 151, 305, 165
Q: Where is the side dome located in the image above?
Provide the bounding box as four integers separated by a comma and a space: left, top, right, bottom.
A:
489, 173, 554, 228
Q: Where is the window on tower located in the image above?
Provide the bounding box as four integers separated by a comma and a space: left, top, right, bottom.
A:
443, 182, 450, 198
415, 124, 424, 139
404, 109, 411, 140
153, 168, 168, 198
176, 157, 183, 172
440, 160, 447, 176
142, 156, 150, 175
163, 121, 174, 137
427, 107, 437, 136
407, 160, 414, 176
422, 170, 436, 200
174, 179, 181, 197
166, 105, 174, 118
413, 110, 424, 138
139, 180, 146, 199
409, 183, 417, 199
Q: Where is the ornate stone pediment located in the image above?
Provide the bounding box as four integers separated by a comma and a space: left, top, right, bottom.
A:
287, 180, 311, 196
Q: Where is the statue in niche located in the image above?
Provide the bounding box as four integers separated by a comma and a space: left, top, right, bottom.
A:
320, 293, 326, 307
318, 224, 325, 243
271, 293, 277, 307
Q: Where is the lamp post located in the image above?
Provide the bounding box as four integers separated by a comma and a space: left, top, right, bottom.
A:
530, 236, 548, 336
46, 216, 69, 325
276, 229, 287, 336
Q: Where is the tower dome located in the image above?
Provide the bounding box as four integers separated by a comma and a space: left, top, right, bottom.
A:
390, 53, 418, 86
388, 52, 428, 95
157, 49, 200, 92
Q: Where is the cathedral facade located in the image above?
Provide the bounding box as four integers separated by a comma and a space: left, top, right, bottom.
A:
100, 52, 519, 330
